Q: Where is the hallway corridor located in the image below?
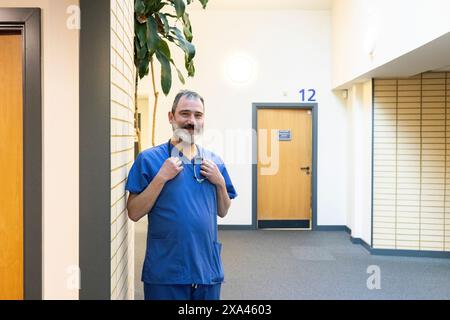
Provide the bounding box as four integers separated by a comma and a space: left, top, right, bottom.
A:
135, 228, 450, 300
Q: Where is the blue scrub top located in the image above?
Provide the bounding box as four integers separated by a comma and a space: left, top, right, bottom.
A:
125, 142, 237, 285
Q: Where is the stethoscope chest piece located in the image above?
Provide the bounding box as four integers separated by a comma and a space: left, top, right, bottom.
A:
168, 139, 206, 183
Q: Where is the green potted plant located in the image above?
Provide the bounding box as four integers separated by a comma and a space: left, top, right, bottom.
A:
134, 0, 209, 153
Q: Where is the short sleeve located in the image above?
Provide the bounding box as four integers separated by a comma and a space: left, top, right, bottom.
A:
125, 152, 154, 194
220, 164, 238, 200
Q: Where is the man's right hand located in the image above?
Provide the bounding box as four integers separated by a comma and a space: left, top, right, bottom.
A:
157, 157, 183, 182
127, 157, 182, 222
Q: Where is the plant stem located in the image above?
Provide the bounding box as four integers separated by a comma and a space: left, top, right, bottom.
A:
150, 56, 159, 147
134, 71, 141, 153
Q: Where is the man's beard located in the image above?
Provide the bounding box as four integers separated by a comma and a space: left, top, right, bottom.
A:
172, 124, 203, 145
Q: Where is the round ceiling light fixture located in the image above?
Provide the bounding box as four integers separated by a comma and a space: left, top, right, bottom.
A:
224, 54, 255, 84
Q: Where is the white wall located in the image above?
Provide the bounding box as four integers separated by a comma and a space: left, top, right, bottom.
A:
138, 10, 348, 226
332, 0, 450, 88
346, 81, 372, 244
332, 0, 450, 243
0, 0, 80, 299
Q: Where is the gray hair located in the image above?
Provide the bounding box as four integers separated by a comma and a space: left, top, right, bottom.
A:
171, 90, 205, 114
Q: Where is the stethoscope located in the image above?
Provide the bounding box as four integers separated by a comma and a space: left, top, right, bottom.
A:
167, 139, 206, 183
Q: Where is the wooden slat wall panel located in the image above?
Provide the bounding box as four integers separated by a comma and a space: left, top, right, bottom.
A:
374, 79, 398, 248
373, 72, 450, 251
447, 73, 450, 251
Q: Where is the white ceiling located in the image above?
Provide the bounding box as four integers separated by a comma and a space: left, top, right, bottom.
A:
335, 32, 450, 89
190, 0, 332, 11
432, 65, 450, 72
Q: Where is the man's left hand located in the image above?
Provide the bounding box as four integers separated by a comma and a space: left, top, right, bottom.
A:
200, 159, 225, 187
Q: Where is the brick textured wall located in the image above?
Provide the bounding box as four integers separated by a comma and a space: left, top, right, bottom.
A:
110, 0, 135, 300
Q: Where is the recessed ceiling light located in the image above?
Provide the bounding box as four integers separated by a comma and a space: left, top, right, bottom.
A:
225, 54, 255, 84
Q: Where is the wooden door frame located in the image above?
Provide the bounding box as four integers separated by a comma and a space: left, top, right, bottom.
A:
252, 103, 318, 230
0, 8, 42, 300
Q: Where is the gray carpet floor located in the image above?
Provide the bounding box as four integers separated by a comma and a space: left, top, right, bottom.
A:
134, 228, 450, 300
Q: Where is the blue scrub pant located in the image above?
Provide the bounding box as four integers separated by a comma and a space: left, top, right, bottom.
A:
144, 283, 221, 300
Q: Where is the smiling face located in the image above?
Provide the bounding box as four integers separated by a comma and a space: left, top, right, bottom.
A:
169, 95, 205, 144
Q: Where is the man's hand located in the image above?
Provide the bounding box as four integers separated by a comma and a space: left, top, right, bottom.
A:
157, 157, 183, 182
200, 159, 225, 187
201, 159, 231, 218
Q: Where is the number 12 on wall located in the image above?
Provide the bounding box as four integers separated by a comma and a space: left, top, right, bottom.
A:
299, 89, 317, 102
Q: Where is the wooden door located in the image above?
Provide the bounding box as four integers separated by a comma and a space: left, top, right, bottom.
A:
0, 31, 24, 300
257, 109, 312, 229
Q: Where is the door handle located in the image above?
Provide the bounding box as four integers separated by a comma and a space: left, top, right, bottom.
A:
301, 166, 311, 175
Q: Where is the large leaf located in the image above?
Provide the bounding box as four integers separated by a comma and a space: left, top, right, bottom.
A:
134, 40, 141, 68
165, 30, 195, 77
173, 0, 186, 18
135, 0, 145, 15
198, 0, 208, 9
135, 37, 147, 60
138, 53, 150, 79
157, 12, 170, 35
145, 0, 166, 15
171, 60, 186, 84
182, 12, 193, 42
146, 16, 160, 54
155, 51, 172, 95
157, 39, 186, 86
135, 20, 147, 47
185, 56, 195, 77
157, 39, 171, 60
170, 27, 195, 61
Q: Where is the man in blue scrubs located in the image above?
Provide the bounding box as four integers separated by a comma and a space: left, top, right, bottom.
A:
126, 90, 237, 300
